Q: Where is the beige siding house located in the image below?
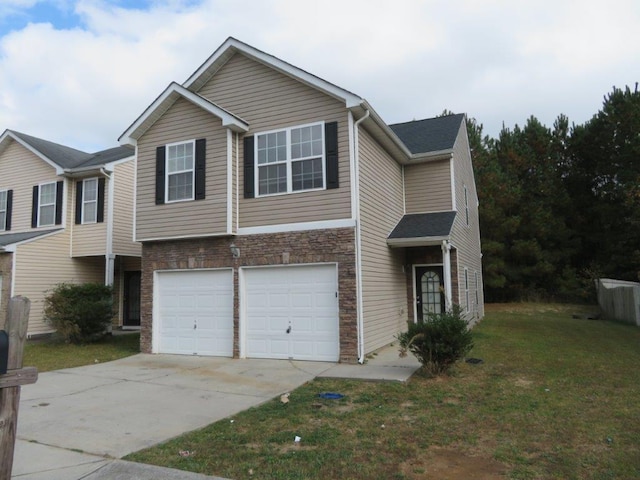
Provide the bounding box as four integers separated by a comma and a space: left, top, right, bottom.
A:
119, 37, 484, 363
0, 131, 142, 335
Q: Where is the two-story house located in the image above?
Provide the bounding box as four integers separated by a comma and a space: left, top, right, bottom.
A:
0, 130, 142, 336
119, 37, 483, 363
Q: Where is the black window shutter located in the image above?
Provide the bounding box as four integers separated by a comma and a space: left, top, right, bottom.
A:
243, 136, 255, 199
156, 146, 166, 205
195, 138, 206, 200
5, 190, 12, 231
75, 181, 83, 225
325, 121, 339, 189
54, 180, 64, 225
31, 185, 39, 228
97, 177, 106, 223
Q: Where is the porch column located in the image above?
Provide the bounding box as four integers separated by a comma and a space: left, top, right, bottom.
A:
105, 254, 116, 286
442, 240, 453, 311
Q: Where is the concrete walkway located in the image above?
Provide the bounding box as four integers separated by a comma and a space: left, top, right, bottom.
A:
12, 346, 419, 479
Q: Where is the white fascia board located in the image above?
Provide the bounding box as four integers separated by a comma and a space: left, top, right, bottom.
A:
0, 130, 65, 175
387, 236, 449, 248
184, 37, 363, 108
237, 218, 356, 236
119, 82, 249, 145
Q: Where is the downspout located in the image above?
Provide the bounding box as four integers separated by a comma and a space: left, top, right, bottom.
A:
442, 240, 453, 311
101, 167, 115, 287
353, 108, 370, 364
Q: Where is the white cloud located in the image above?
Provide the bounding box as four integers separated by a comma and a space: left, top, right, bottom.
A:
0, 0, 638, 151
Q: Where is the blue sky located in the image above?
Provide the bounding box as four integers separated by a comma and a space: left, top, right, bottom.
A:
0, 0, 638, 152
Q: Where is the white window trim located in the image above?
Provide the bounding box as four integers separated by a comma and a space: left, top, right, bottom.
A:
165, 139, 196, 203
254, 121, 326, 198
464, 184, 469, 226
82, 177, 99, 224
38, 181, 57, 227
464, 267, 470, 313
0, 189, 7, 232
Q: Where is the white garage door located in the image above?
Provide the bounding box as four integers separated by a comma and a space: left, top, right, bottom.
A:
156, 269, 233, 356
244, 264, 339, 362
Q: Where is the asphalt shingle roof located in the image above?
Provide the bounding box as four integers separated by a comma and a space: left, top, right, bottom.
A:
390, 113, 464, 155
388, 211, 457, 240
0, 229, 62, 248
8, 131, 133, 170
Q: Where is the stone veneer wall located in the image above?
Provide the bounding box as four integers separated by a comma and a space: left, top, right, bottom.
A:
141, 227, 358, 362
0, 253, 13, 328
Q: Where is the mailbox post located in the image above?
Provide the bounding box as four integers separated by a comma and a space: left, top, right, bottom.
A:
0, 297, 38, 480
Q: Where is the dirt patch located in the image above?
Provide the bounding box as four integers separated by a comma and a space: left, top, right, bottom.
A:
514, 378, 533, 388
399, 446, 507, 479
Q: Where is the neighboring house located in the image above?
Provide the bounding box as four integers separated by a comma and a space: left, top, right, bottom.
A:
0, 130, 142, 336
119, 37, 483, 363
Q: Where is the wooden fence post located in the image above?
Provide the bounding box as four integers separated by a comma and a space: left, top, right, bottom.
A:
0, 297, 38, 480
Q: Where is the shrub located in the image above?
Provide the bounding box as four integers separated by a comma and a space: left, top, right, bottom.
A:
397, 305, 474, 375
44, 283, 114, 344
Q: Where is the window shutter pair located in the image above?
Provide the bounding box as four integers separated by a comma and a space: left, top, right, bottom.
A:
155, 139, 206, 204
3, 190, 13, 231
74, 178, 106, 224
31, 181, 63, 228
242, 121, 339, 199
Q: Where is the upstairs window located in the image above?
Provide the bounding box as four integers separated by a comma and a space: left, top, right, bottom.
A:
166, 140, 195, 202
256, 122, 325, 196
38, 182, 57, 227
464, 185, 469, 226
82, 178, 98, 223
0, 190, 8, 231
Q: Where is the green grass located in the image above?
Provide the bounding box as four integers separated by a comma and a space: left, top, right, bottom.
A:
23, 332, 140, 372
125, 304, 640, 479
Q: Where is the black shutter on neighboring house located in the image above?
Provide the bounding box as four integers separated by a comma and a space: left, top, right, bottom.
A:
31, 185, 39, 228
195, 138, 206, 200
325, 121, 339, 189
75, 181, 83, 225
97, 177, 106, 223
54, 181, 64, 225
5, 190, 12, 231
155, 146, 166, 205
243, 136, 255, 199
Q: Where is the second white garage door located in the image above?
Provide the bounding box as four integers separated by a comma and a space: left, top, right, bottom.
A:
243, 264, 339, 362
155, 269, 233, 356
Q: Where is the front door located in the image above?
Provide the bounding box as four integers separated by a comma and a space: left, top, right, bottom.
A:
123, 271, 141, 327
415, 266, 445, 321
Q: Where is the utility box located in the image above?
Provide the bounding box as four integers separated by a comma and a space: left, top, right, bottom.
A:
0, 330, 8, 374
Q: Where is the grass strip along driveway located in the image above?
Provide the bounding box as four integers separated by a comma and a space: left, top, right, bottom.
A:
122, 305, 638, 479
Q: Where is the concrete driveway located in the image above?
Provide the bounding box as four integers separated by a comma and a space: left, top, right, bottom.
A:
12, 354, 334, 479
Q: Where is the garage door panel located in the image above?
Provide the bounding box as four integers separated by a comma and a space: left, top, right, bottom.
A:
156, 270, 233, 357
244, 265, 339, 361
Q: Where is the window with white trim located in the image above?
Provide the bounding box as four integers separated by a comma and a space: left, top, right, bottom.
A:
82, 178, 98, 224
39, 182, 57, 227
464, 268, 470, 312
464, 185, 469, 226
166, 140, 195, 202
256, 122, 325, 196
0, 190, 7, 231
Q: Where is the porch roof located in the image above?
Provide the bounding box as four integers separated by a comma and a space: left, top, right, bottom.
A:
387, 211, 456, 247
0, 229, 62, 250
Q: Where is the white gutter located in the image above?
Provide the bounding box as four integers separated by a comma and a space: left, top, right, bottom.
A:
353, 108, 370, 364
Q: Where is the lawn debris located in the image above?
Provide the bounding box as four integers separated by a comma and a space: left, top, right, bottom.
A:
294, 435, 301, 443
280, 393, 290, 404
318, 392, 344, 400
179, 450, 195, 457
465, 357, 484, 364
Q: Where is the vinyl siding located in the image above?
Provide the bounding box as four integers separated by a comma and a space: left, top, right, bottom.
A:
0, 140, 61, 232
448, 122, 484, 321
0, 253, 11, 328
404, 159, 453, 213
71, 177, 106, 256
358, 128, 407, 354
198, 53, 352, 228
112, 160, 141, 256
136, 97, 230, 240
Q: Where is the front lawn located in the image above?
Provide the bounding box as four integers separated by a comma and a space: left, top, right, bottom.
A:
126, 304, 640, 479
23, 332, 140, 372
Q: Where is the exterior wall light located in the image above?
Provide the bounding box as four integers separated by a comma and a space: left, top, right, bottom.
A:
230, 243, 240, 259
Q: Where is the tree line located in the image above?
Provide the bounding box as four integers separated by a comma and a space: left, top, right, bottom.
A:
466, 84, 640, 303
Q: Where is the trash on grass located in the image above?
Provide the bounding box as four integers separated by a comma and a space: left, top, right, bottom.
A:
179, 450, 195, 457
294, 435, 301, 443
280, 393, 290, 404
318, 392, 344, 400
465, 357, 484, 364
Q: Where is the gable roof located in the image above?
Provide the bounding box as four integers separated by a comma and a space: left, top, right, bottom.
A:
389, 114, 465, 155
0, 229, 62, 251
387, 211, 457, 247
119, 82, 249, 145
0, 130, 134, 174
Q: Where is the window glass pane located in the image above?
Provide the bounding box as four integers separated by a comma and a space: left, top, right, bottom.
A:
292, 158, 323, 191
40, 183, 56, 204
258, 164, 287, 195
0, 191, 6, 209
83, 202, 97, 223
257, 131, 287, 165
84, 179, 98, 201
167, 142, 194, 173
168, 171, 193, 201
40, 204, 55, 226
291, 125, 323, 160
0, 212, 5, 230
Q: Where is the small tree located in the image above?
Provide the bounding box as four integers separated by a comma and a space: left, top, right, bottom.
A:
397, 306, 474, 375
44, 283, 114, 344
